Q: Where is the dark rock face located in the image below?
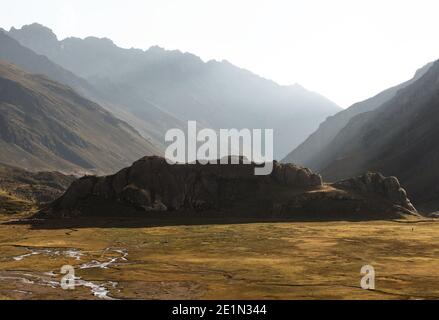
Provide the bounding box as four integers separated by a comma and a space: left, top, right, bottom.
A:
38, 157, 419, 221
272, 163, 323, 187
333, 172, 417, 213
42, 157, 323, 218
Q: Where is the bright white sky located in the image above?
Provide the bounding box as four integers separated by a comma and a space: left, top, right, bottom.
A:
2, 0, 439, 107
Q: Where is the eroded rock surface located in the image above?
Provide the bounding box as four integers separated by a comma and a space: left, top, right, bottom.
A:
38, 157, 418, 221
333, 172, 417, 213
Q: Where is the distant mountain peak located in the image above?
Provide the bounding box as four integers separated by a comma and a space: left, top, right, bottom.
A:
10, 23, 58, 41
82, 36, 116, 47
291, 82, 304, 88
413, 60, 436, 79
288, 83, 307, 92
148, 45, 166, 53
8, 23, 60, 56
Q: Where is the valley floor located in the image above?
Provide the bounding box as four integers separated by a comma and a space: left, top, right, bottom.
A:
0, 213, 438, 300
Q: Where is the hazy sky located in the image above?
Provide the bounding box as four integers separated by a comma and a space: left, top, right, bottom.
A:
2, 0, 439, 107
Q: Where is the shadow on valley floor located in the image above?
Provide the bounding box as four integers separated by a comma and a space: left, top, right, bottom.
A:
3, 213, 427, 230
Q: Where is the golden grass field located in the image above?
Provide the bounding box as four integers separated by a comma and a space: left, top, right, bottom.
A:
0, 207, 438, 300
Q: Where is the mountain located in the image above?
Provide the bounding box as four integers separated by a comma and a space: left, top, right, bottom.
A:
314, 59, 439, 208
0, 28, 180, 147
283, 62, 433, 169
8, 23, 341, 159
0, 30, 99, 102
0, 59, 159, 174
38, 156, 418, 221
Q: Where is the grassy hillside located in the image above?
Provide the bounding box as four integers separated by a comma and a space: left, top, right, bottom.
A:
0, 189, 33, 215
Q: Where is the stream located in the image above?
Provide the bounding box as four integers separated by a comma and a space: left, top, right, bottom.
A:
3, 247, 129, 299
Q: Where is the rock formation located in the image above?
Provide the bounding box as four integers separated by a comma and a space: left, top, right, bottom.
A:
38, 157, 418, 221
333, 172, 417, 213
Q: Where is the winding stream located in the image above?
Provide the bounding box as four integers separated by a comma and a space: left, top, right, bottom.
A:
5, 247, 129, 299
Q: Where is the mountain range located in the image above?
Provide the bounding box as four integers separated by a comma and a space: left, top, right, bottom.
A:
7, 23, 341, 159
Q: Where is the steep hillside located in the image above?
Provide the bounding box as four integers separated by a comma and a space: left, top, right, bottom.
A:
283, 62, 433, 169
0, 60, 159, 174
0, 30, 99, 102
1, 28, 182, 147
8, 23, 341, 159
317, 60, 439, 207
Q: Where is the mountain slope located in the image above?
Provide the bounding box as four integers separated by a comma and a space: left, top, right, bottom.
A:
8, 23, 341, 159
0, 30, 97, 102
316, 59, 439, 206
283, 62, 433, 168
0, 60, 159, 174
0, 29, 177, 146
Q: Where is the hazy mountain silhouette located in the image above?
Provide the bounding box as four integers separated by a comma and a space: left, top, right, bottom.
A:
0, 28, 177, 147
0, 60, 159, 174
311, 59, 439, 208
0, 30, 95, 97
283, 62, 433, 168
8, 23, 341, 159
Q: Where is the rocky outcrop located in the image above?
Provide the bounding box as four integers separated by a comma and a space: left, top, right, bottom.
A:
333, 172, 417, 213
41, 157, 322, 217
38, 157, 418, 221
271, 162, 323, 187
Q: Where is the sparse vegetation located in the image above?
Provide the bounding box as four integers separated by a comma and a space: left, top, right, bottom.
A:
0, 211, 438, 300
0, 189, 34, 215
